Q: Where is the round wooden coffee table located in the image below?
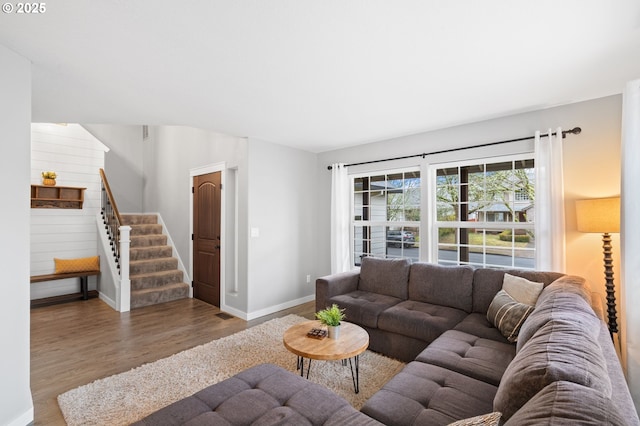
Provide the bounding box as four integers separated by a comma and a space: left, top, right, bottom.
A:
283, 320, 369, 393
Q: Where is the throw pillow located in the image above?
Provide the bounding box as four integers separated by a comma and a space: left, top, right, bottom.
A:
54, 256, 100, 274
502, 273, 543, 306
486, 289, 534, 343
448, 412, 501, 426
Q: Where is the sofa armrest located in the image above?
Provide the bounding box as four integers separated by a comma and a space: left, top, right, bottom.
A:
316, 270, 360, 312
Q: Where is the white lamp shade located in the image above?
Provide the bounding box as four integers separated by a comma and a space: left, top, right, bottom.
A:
575, 197, 620, 233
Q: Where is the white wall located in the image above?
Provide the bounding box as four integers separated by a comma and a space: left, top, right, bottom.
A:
30, 123, 106, 300
83, 124, 144, 213
143, 125, 248, 312
318, 95, 623, 319
246, 138, 318, 316
0, 44, 34, 426
140, 127, 319, 319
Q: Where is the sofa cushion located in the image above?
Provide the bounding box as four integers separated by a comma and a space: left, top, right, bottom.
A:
502, 273, 543, 306
359, 257, 411, 299
504, 381, 627, 426
408, 263, 474, 312
517, 275, 596, 352
471, 269, 564, 314
415, 330, 515, 386
133, 363, 382, 426
378, 300, 468, 343
494, 316, 612, 421
486, 289, 534, 343
329, 291, 401, 328
361, 362, 497, 426
453, 313, 509, 343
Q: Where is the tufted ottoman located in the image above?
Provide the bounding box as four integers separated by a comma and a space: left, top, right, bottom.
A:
132, 363, 382, 425
361, 361, 497, 425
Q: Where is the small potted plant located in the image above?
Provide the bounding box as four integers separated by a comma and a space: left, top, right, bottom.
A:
315, 304, 346, 339
41, 171, 57, 186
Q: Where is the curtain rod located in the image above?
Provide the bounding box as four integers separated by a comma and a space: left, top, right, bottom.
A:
327, 127, 581, 170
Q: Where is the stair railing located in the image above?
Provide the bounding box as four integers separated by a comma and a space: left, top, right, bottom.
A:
99, 168, 123, 269
99, 168, 131, 311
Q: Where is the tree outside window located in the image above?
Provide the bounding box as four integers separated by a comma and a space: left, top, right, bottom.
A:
434, 157, 535, 269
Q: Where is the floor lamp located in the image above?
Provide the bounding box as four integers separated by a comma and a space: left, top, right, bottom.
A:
575, 197, 621, 336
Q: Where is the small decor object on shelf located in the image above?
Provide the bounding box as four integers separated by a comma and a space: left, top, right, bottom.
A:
315, 303, 346, 339
306, 328, 328, 339
41, 171, 57, 186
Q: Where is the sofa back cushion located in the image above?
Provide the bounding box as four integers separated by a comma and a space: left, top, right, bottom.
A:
493, 315, 611, 421
472, 269, 564, 314
408, 263, 474, 312
516, 275, 595, 352
359, 257, 411, 299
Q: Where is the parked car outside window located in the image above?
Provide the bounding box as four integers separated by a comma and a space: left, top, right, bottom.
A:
387, 230, 415, 248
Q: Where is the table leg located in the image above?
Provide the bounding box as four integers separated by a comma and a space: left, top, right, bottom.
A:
80, 276, 88, 300
296, 356, 312, 379
348, 355, 360, 394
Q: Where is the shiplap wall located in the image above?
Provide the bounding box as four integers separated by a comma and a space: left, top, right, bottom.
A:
30, 123, 108, 300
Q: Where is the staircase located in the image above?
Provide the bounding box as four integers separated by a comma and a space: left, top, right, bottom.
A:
121, 214, 190, 309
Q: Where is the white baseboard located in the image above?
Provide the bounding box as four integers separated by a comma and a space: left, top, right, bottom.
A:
99, 292, 117, 310
220, 304, 249, 320
7, 406, 33, 426
244, 294, 315, 321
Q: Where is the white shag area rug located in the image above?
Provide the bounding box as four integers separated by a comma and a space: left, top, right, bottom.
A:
58, 314, 405, 426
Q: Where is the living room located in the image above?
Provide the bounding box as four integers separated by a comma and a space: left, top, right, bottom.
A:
2, 2, 640, 425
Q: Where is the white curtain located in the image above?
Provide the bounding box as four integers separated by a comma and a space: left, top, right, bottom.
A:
330, 163, 351, 273
534, 127, 566, 272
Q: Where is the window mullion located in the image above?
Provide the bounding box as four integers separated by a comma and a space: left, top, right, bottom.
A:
430, 153, 536, 270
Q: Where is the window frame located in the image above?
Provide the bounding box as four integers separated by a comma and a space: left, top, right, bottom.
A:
351, 166, 421, 266
428, 153, 536, 269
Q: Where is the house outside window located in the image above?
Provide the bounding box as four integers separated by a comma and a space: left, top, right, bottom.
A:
431, 155, 535, 269
352, 169, 420, 266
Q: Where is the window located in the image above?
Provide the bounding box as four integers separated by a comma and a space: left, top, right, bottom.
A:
433, 156, 535, 269
353, 169, 420, 266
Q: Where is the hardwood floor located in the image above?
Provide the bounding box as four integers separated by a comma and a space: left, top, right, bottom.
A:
30, 297, 315, 425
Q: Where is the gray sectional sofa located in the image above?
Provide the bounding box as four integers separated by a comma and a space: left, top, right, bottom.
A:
317, 257, 638, 425
135, 257, 638, 425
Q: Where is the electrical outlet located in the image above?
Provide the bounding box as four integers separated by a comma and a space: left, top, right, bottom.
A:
306, 274, 311, 283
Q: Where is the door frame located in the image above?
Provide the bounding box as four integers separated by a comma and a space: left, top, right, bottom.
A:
189, 162, 226, 307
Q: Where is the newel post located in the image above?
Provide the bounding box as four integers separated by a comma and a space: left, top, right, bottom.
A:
119, 225, 131, 312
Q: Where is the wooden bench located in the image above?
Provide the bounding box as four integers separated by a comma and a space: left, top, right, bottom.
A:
30, 270, 100, 308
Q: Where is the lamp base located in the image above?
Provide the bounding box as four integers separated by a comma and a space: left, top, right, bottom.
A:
602, 232, 618, 336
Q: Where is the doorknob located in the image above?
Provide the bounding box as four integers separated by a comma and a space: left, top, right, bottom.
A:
216, 245, 220, 250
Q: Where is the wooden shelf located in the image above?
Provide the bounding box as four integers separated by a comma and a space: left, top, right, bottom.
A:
31, 184, 86, 209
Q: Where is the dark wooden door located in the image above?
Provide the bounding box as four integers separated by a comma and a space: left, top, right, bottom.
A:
193, 172, 221, 306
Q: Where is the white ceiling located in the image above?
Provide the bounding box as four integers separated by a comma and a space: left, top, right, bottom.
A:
1, 1, 639, 152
